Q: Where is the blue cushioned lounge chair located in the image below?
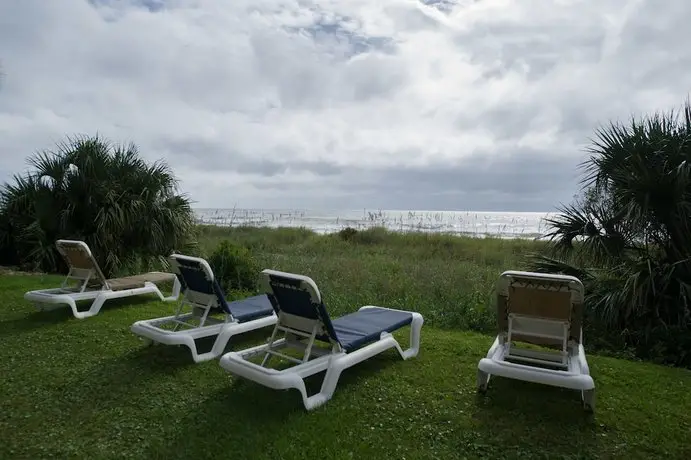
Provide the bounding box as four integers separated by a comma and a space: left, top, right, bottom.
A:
218, 269, 424, 411
130, 254, 277, 363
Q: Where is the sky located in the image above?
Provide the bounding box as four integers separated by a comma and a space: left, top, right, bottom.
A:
1, 0, 690, 212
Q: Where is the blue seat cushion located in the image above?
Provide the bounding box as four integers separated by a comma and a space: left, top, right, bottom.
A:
327, 307, 413, 352
226, 294, 274, 323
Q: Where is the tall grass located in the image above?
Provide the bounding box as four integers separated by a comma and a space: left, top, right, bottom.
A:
194, 208, 552, 238
193, 225, 546, 332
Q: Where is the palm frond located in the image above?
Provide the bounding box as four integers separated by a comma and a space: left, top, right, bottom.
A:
0, 134, 196, 276
534, 97, 691, 352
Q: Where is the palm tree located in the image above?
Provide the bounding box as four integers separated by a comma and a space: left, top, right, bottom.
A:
0, 135, 196, 276
530, 100, 691, 365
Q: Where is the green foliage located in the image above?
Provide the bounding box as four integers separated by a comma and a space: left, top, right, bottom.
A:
207, 240, 258, 293
0, 134, 196, 277
195, 225, 314, 255
337, 226, 358, 241
0, 210, 17, 265
192, 226, 538, 333
530, 98, 691, 367
349, 227, 391, 245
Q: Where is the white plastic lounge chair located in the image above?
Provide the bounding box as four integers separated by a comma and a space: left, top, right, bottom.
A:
130, 254, 277, 363
24, 239, 181, 319
218, 269, 424, 411
477, 270, 595, 411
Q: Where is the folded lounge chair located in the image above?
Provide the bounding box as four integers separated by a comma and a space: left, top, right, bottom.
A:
24, 239, 181, 319
218, 269, 424, 411
477, 270, 595, 411
130, 254, 277, 363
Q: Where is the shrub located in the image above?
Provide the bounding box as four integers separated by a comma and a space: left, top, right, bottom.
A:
0, 210, 18, 266
337, 227, 358, 241
0, 134, 196, 276
350, 227, 391, 245
207, 240, 258, 293
529, 98, 691, 367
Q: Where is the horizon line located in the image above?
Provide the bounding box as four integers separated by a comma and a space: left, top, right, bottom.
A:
191, 207, 557, 214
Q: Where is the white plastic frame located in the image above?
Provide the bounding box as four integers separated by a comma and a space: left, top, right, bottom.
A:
218, 269, 424, 411
23, 240, 180, 319
130, 254, 277, 363
506, 313, 570, 368
477, 270, 596, 411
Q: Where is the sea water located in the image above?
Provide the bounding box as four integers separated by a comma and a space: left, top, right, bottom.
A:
194, 208, 556, 240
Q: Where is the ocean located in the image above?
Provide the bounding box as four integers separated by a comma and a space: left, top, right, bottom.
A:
194, 208, 557, 240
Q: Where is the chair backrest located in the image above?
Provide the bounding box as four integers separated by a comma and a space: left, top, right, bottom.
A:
56, 240, 109, 288
168, 254, 231, 315
259, 269, 340, 347
496, 270, 585, 345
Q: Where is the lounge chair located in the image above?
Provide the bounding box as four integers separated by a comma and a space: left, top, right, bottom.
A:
130, 254, 277, 363
218, 269, 424, 411
24, 239, 181, 319
477, 270, 595, 411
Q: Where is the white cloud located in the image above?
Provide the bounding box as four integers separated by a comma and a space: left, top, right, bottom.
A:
1, 0, 690, 211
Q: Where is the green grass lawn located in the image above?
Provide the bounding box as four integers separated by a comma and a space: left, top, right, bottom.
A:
1, 228, 690, 459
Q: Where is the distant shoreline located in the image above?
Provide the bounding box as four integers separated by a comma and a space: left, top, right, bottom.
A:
192, 207, 555, 214
193, 208, 554, 240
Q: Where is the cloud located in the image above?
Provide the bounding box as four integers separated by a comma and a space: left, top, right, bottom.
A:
1, 0, 690, 211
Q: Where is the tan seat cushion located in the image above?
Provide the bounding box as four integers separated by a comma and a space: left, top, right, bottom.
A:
106, 272, 177, 291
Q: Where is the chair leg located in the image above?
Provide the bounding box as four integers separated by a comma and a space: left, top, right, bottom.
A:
477, 369, 490, 393
582, 389, 595, 412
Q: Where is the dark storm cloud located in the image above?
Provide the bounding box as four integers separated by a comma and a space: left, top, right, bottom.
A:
335, 152, 583, 211
346, 151, 581, 197
154, 138, 344, 177
201, 147, 585, 211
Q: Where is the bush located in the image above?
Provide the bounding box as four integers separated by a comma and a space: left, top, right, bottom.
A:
207, 240, 258, 293
337, 227, 358, 241
529, 98, 691, 368
0, 134, 196, 276
0, 210, 18, 266
350, 227, 391, 245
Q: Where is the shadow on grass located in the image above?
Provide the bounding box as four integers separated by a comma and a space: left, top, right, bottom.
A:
126, 326, 274, 366
41, 346, 196, 427
50, 328, 306, 427
467, 377, 599, 455
227, 348, 406, 410
0, 295, 169, 337
0, 308, 76, 336
152, 350, 408, 457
